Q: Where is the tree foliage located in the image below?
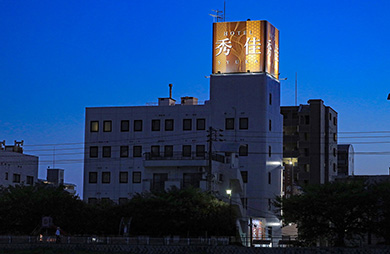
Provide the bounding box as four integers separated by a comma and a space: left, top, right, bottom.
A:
0, 185, 235, 237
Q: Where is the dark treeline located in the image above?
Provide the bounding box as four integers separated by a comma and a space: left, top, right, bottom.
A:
0, 184, 235, 237
275, 180, 390, 247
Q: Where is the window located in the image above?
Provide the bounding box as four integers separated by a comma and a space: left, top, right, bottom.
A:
329, 113, 332, 120
305, 164, 310, 172
269, 93, 272, 105
103, 120, 112, 132
305, 115, 310, 125
13, 174, 20, 183
196, 145, 205, 157
164, 145, 173, 157
182, 145, 191, 157
333, 117, 337, 126
333, 148, 337, 157
121, 120, 130, 132
304, 148, 310, 156
133, 171, 141, 183
333, 163, 337, 172
239, 145, 248, 156
183, 173, 201, 188
103, 146, 111, 158
151, 145, 160, 157
151, 119, 160, 131
152, 173, 168, 192
269, 119, 272, 131
241, 171, 248, 183
120, 146, 129, 158
268, 172, 271, 184
26, 176, 34, 185
133, 146, 142, 157
102, 172, 111, 184
5, 172, 8, 180
268, 199, 272, 211
268, 146, 272, 157
165, 119, 174, 131
333, 133, 337, 142
134, 120, 143, 132
225, 118, 234, 130
304, 132, 309, 141
239, 118, 248, 130
90, 121, 99, 132
119, 171, 128, 183
183, 119, 192, 131
89, 172, 97, 183
90, 146, 98, 158
196, 118, 206, 130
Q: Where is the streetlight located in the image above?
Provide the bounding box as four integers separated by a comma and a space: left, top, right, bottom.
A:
226, 189, 233, 242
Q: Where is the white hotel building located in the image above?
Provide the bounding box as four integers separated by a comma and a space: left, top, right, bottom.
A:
83, 20, 283, 243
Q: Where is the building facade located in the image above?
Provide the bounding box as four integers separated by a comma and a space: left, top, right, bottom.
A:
337, 144, 354, 176
83, 20, 283, 243
281, 99, 338, 195
0, 141, 38, 187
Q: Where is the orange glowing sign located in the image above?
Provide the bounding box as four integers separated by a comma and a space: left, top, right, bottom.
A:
212, 20, 279, 78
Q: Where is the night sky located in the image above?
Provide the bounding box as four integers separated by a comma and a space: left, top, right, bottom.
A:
1, 0, 390, 197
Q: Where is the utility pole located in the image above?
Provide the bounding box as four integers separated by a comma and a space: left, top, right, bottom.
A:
206, 127, 224, 191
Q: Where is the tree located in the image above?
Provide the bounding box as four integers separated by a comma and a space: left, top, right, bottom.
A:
275, 181, 372, 247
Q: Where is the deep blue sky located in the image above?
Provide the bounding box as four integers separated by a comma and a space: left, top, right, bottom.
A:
1, 0, 390, 197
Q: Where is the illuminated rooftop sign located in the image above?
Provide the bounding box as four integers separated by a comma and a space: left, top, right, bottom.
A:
212, 20, 279, 78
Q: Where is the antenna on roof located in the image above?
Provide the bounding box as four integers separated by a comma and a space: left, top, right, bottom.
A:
209, 9, 223, 22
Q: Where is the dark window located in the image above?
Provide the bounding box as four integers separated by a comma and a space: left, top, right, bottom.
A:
196, 118, 206, 130
121, 120, 130, 132
305, 115, 310, 125
165, 119, 174, 131
152, 119, 160, 131
269, 119, 272, 131
103, 120, 112, 132
239, 118, 248, 130
333, 117, 337, 126
13, 174, 20, 183
120, 146, 129, 158
241, 171, 248, 183
90, 146, 98, 158
269, 93, 272, 105
196, 145, 205, 157
305, 164, 310, 172
151, 146, 160, 157
182, 145, 191, 157
134, 120, 143, 132
329, 113, 332, 120
183, 173, 201, 188
103, 146, 111, 158
304, 148, 309, 156
268, 172, 271, 184
333, 163, 337, 172
183, 119, 192, 131
5, 172, 8, 180
164, 145, 173, 157
102, 172, 110, 184
152, 173, 168, 192
225, 118, 234, 130
119, 171, 128, 183
268, 199, 272, 211
133, 146, 142, 157
333, 148, 337, 157
268, 146, 272, 157
239, 145, 248, 156
133, 172, 141, 183
89, 172, 97, 183
26, 176, 34, 185
90, 121, 99, 132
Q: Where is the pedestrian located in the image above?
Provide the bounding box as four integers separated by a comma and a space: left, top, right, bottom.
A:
55, 227, 61, 243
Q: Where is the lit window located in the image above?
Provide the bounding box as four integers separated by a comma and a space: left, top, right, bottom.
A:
225, 118, 234, 130
103, 121, 112, 132
121, 120, 130, 132
102, 172, 110, 184
90, 121, 99, 132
